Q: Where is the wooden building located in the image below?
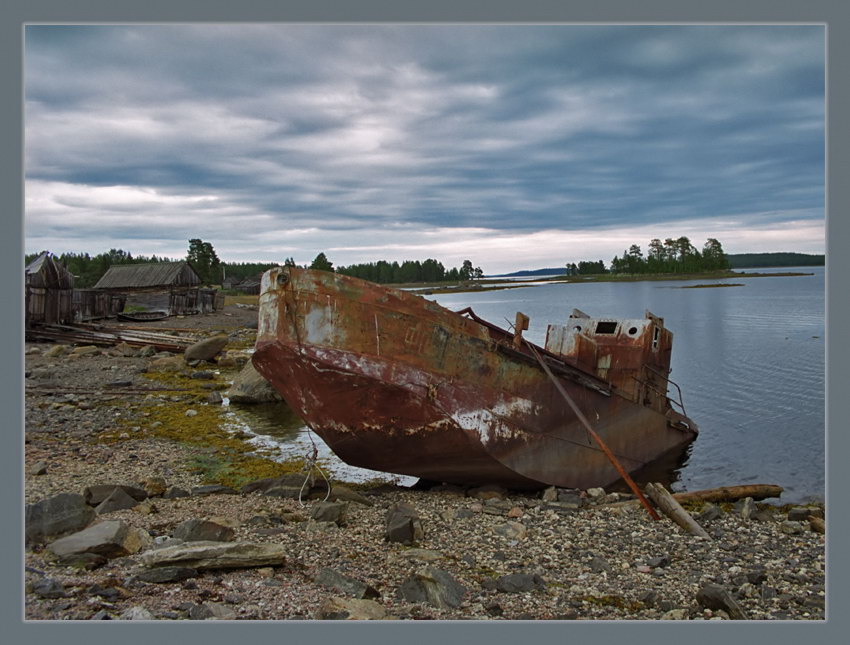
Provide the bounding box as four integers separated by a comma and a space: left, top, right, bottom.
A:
93, 262, 219, 315
25, 252, 75, 326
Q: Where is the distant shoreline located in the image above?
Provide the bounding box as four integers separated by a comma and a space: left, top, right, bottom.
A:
402, 268, 817, 295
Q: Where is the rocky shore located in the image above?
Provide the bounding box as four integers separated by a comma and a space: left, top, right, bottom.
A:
24, 306, 826, 621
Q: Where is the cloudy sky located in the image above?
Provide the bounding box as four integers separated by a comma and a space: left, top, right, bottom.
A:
24, 24, 824, 274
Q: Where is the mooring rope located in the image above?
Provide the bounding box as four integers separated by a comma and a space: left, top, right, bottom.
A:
297, 427, 332, 507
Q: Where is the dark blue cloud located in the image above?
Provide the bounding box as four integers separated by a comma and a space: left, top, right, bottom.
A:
24, 24, 824, 263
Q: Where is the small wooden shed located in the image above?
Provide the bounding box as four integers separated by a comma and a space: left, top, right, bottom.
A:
25, 252, 75, 326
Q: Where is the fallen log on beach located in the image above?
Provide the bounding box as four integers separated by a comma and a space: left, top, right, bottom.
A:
597, 484, 784, 510
645, 482, 711, 539
667, 484, 783, 504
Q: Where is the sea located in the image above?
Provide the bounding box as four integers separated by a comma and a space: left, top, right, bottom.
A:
225, 267, 825, 504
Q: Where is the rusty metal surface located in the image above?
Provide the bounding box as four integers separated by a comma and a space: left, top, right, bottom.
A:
252, 267, 698, 490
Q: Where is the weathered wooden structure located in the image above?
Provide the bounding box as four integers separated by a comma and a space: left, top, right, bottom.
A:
93, 262, 219, 315
25, 252, 75, 326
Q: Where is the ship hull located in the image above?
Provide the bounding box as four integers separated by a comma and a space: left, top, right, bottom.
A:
252, 268, 697, 490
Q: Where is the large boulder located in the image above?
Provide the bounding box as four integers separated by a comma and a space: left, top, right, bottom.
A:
695, 583, 747, 620
173, 519, 235, 542
95, 487, 141, 514
26, 493, 96, 544
227, 362, 282, 404
185, 335, 229, 362
315, 597, 390, 620
84, 484, 148, 507
47, 520, 150, 559
140, 541, 286, 570
397, 567, 467, 609
385, 503, 423, 545
315, 568, 380, 600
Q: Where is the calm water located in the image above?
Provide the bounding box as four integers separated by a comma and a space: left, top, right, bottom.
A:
229, 267, 825, 503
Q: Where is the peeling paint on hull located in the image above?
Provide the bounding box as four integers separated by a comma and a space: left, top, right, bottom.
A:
252, 268, 698, 490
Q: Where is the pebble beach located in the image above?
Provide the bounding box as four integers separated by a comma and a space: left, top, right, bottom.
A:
23, 306, 826, 621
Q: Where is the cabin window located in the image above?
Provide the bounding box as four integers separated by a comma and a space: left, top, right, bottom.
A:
652, 327, 660, 350
595, 321, 618, 334
628, 326, 638, 336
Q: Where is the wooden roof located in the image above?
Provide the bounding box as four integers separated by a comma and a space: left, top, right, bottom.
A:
93, 262, 201, 289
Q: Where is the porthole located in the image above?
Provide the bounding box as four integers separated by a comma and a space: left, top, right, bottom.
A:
574, 325, 582, 331
628, 326, 638, 335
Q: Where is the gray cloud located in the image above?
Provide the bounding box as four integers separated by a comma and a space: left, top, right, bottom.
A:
25, 25, 824, 271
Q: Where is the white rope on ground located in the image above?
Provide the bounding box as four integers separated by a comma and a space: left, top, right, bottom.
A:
297, 427, 331, 507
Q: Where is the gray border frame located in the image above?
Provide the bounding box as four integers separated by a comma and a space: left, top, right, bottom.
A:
3, 1, 845, 644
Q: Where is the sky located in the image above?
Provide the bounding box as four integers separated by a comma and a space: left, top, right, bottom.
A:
24, 24, 825, 275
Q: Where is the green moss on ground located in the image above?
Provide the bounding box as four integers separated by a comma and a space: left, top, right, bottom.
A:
96, 369, 311, 489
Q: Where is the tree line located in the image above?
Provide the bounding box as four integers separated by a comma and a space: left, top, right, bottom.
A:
606, 237, 729, 274
311, 252, 484, 284
25, 242, 485, 288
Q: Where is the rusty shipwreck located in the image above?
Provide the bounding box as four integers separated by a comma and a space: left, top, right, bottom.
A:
252, 267, 698, 490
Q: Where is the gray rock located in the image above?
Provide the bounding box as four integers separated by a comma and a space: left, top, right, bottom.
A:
315, 567, 380, 599
32, 462, 48, 476
190, 371, 215, 380
397, 567, 467, 609
163, 486, 190, 499
315, 596, 389, 620
493, 521, 527, 540
140, 541, 287, 570
138, 346, 157, 358
330, 485, 375, 507
385, 502, 424, 545
95, 487, 140, 514
263, 486, 302, 500
751, 508, 776, 522
173, 519, 235, 542
495, 572, 546, 593
227, 361, 283, 403
556, 491, 583, 508
135, 566, 199, 584
48, 520, 148, 559
734, 497, 755, 519
25, 493, 96, 544
54, 552, 108, 570
541, 486, 557, 502
240, 473, 313, 495
190, 485, 238, 496
467, 484, 506, 500
119, 606, 155, 620
780, 520, 806, 535
138, 476, 168, 497
184, 335, 229, 362
83, 484, 148, 506
188, 604, 214, 620
589, 556, 611, 573
311, 501, 349, 526
31, 578, 67, 599
788, 506, 823, 521
647, 554, 671, 568
696, 583, 747, 620
696, 503, 724, 522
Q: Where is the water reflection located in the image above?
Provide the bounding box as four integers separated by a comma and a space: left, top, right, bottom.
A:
224, 401, 417, 486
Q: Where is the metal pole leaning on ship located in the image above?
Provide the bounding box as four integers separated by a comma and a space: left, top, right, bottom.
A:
523, 337, 661, 521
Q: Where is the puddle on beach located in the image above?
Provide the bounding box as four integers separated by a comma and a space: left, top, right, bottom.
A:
222, 400, 417, 487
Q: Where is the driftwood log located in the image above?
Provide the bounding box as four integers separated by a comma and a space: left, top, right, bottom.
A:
666, 484, 783, 504
598, 484, 784, 510
645, 482, 711, 539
